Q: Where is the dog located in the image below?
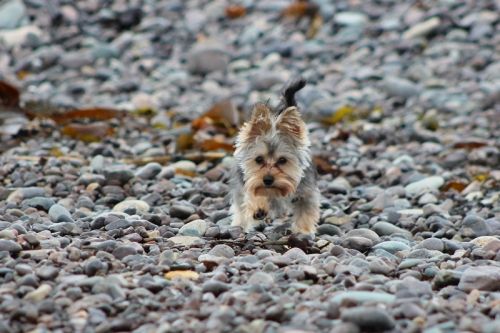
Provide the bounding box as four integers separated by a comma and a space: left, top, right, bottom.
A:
229, 79, 320, 234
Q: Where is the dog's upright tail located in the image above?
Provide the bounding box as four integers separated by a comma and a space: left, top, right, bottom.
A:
276, 78, 306, 114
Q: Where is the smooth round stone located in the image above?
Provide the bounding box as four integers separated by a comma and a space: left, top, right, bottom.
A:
402, 17, 441, 39
372, 222, 410, 237
85, 259, 106, 276
25, 197, 55, 211
59, 51, 95, 69
0, 230, 16, 239
172, 160, 196, 174
341, 306, 395, 331
421, 238, 444, 252
470, 236, 500, 248
208, 244, 235, 258
340, 237, 373, 252
383, 76, 419, 99
458, 266, 500, 292
90, 155, 104, 172
24, 284, 52, 302
103, 166, 135, 184
7, 187, 46, 204
169, 205, 196, 219
36, 266, 60, 280
179, 219, 208, 237
282, 248, 308, 261
202, 280, 229, 296
461, 215, 491, 237
0, 239, 22, 252
135, 162, 162, 180
112, 246, 138, 260
105, 219, 132, 231
372, 241, 411, 254
404, 176, 444, 196
112, 200, 150, 214
168, 236, 201, 247
331, 291, 395, 305
248, 272, 274, 285
335, 12, 368, 27
48, 204, 74, 223
187, 42, 229, 75
317, 224, 343, 236
0, 0, 27, 29
344, 229, 381, 245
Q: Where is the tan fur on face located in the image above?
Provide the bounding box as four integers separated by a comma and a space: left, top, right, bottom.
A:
243, 154, 302, 198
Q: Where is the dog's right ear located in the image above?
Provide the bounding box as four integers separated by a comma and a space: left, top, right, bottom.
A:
240, 103, 272, 140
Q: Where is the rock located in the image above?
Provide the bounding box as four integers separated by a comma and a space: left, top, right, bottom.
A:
283, 248, 309, 261
421, 238, 444, 252
48, 204, 74, 223
105, 219, 132, 231
405, 176, 444, 196
340, 237, 373, 252
0, 239, 22, 252
202, 280, 229, 296
168, 236, 201, 247
471, 236, 500, 248
384, 77, 419, 99
135, 162, 162, 179
248, 272, 274, 285
402, 17, 441, 39
0, 0, 27, 29
372, 222, 410, 237
36, 266, 59, 280
335, 12, 368, 27
59, 51, 95, 69
7, 187, 46, 204
112, 246, 138, 260
372, 241, 411, 254
341, 307, 395, 331
432, 270, 462, 289
24, 284, 52, 302
331, 291, 395, 305
344, 229, 381, 244
179, 219, 208, 237
169, 205, 196, 219
0, 25, 43, 48
208, 244, 235, 258
103, 166, 135, 184
26, 197, 56, 212
112, 200, 150, 213
187, 42, 229, 75
460, 215, 491, 237
369, 258, 395, 275
165, 271, 199, 280
317, 224, 343, 236
458, 266, 500, 292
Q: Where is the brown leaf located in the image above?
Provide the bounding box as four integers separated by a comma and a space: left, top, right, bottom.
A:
282, 2, 319, 19
306, 12, 323, 39
49, 108, 125, 125
61, 122, 115, 142
192, 100, 239, 135
225, 5, 246, 19
198, 139, 235, 152
453, 139, 488, 150
440, 180, 468, 193
0, 80, 20, 108
176, 132, 196, 151
313, 156, 338, 175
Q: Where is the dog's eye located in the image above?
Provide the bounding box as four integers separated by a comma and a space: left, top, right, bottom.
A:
255, 156, 264, 164
278, 157, 287, 165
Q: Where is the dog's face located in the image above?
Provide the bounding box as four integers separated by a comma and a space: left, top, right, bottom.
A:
234, 103, 311, 198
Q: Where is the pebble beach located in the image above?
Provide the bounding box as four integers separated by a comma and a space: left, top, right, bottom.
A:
1, 0, 500, 332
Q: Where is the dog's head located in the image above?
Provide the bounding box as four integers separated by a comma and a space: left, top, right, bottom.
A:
234, 79, 311, 198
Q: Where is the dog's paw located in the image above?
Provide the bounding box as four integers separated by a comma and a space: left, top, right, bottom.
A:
253, 208, 267, 220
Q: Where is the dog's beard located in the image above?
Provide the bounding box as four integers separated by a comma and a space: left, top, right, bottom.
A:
244, 173, 298, 198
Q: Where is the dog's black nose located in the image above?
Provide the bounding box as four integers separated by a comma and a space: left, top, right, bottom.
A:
263, 175, 274, 186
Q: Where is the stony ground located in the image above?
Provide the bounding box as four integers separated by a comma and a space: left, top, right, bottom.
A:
1, 0, 500, 332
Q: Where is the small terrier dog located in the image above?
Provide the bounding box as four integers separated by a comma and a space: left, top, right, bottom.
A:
229, 79, 320, 234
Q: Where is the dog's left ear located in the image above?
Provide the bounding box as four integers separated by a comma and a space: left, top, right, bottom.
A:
276, 106, 306, 139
